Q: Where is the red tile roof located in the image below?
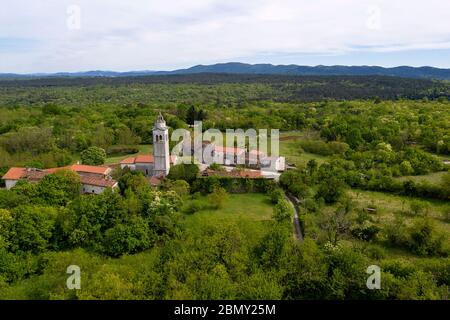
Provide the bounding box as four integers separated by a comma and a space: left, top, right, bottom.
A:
214, 146, 245, 154
135, 155, 154, 163
2, 165, 117, 191
120, 157, 136, 164
2, 167, 27, 180
235, 170, 262, 178
201, 168, 262, 179
69, 164, 110, 175
148, 176, 163, 186
249, 149, 266, 156
121, 155, 177, 165
81, 176, 118, 188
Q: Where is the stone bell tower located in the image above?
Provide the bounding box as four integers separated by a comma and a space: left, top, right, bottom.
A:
152, 112, 170, 177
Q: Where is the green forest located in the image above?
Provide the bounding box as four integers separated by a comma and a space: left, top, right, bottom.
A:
0, 75, 449, 299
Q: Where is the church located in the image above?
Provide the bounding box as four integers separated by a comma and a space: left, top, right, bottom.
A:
120, 113, 177, 177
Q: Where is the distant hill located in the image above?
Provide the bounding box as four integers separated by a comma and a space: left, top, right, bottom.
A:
2, 63, 450, 80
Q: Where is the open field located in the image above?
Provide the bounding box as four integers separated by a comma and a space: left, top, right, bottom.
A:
279, 135, 330, 167
182, 193, 277, 245
395, 171, 448, 185
348, 190, 450, 234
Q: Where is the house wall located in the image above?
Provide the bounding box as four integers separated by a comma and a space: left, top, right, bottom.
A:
120, 164, 136, 170
5, 180, 18, 190
135, 163, 153, 177
82, 184, 107, 195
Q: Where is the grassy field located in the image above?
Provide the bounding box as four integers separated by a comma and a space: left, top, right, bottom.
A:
395, 171, 448, 185
307, 189, 450, 261
279, 137, 329, 167
105, 144, 152, 165
182, 193, 277, 246
348, 190, 450, 234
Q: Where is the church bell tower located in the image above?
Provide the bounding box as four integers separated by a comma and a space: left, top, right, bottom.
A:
153, 112, 170, 177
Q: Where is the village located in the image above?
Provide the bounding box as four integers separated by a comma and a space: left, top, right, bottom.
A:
2, 113, 286, 194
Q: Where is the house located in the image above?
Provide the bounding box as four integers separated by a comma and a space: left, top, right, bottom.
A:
1, 164, 118, 195
2, 167, 28, 190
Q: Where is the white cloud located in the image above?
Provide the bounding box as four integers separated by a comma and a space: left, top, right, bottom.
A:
0, 0, 450, 72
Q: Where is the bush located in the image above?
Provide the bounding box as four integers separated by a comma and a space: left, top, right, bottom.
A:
363, 244, 386, 260
351, 221, 380, 242
443, 206, 450, 222
207, 187, 228, 210
409, 200, 430, 216
273, 199, 293, 223
384, 216, 409, 248
408, 218, 445, 256
399, 161, 414, 176
80, 146, 106, 165
269, 188, 285, 204
168, 164, 199, 184
163, 180, 190, 196
184, 200, 206, 214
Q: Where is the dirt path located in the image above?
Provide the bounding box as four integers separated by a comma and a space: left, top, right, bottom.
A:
285, 192, 304, 242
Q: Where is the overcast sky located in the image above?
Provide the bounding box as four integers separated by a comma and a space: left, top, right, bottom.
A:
1, 0, 450, 73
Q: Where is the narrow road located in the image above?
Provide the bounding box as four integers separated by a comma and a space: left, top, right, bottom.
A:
285, 192, 304, 242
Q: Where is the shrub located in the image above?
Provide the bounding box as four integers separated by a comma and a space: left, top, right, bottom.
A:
399, 161, 414, 176
351, 221, 380, 242
409, 200, 431, 217
443, 206, 450, 222
384, 216, 409, 248
408, 218, 445, 256
273, 199, 293, 223
80, 146, 106, 165
207, 187, 228, 210
363, 244, 386, 260
168, 164, 199, 184
163, 180, 190, 196
269, 188, 285, 204
184, 200, 205, 214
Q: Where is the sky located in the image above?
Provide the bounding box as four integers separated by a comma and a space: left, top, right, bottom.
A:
1, 0, 450, 73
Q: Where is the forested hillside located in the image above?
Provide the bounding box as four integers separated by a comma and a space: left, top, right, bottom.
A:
0, 74, 449, 103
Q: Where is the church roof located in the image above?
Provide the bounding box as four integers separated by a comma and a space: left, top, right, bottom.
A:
120, 155, 177, 165
135, 155, 154, 163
